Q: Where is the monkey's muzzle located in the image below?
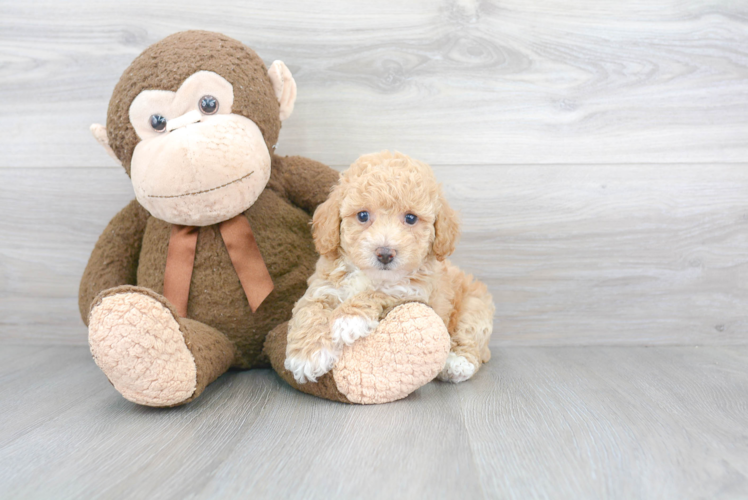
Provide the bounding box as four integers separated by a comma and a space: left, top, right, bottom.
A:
130, 114, 272, 226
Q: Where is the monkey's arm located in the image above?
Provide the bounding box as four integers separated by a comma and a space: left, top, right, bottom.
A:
78, 199, 150, 325
277, 156, 339, 214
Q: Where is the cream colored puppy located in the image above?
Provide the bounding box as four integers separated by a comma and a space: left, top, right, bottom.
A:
284, 151, 494, 384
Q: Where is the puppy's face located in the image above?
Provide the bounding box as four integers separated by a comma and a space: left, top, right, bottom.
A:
340, 197, 436, 281
313, 152, 460, 282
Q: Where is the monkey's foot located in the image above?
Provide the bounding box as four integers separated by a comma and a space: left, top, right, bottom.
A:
331, 303, 450, 404
88, 287, 197, 407
266, 303, 451, 404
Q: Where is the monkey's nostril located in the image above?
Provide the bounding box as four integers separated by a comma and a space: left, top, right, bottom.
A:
375, 247, 397, 265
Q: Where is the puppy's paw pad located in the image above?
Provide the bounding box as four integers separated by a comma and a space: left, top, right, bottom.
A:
284, 348, 337, 384
437, 353, 476, 384
332, 316, 378, 345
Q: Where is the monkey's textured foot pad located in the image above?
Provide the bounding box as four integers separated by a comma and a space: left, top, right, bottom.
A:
88, 290, 197, 407
332, 303, 451, 404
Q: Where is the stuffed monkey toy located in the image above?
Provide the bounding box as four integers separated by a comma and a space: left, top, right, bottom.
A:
82, 31, 450, 406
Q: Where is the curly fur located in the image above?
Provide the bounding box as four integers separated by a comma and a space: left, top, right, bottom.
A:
284, 151, 495, 384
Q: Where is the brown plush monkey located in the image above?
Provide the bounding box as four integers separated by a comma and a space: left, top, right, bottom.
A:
82, 31, 448, 407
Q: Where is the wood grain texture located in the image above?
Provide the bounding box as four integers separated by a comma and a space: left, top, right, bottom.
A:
0, 345, 746, 499
1, 0, 747, 167
1, 165, 745, 346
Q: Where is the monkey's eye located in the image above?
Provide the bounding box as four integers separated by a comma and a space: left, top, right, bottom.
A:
199, 95, 218, 115
357, 211, 369, 223
150, 115, 167, 132
404, 213, 418, 225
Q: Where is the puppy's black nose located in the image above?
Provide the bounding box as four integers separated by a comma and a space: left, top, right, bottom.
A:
375, 247, 397, 265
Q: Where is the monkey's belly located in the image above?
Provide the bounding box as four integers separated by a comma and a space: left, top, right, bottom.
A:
136, 189, 318, 368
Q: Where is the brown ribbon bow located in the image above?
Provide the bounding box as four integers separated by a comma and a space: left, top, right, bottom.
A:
163, 215, 274, 317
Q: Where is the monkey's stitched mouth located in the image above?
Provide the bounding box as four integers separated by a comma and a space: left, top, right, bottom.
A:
147, 171, 254, 199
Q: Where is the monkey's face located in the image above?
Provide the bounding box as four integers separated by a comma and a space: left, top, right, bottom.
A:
128, 71, 271, 226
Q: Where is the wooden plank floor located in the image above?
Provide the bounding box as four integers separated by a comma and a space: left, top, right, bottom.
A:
1, 345, 746, 499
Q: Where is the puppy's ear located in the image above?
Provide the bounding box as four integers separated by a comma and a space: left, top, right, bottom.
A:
432, 192, 460, 261
312, 185, 343, 258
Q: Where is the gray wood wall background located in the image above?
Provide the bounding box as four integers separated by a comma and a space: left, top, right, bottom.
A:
1, 0, 746, 346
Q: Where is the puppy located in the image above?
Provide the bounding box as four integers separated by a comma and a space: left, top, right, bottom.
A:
284, 151, 494, 385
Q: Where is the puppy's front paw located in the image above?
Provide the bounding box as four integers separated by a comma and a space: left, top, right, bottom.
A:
284, 348, 337, 384
332, 315, 379, 345
437, 352, 477, 384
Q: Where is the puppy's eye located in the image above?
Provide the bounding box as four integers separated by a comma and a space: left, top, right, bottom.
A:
199, 95, 218, 115
150, 115, 167, 132
357, 211, 369, 223
404, 213, 418, 225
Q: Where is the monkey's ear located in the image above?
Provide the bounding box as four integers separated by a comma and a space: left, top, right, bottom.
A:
90, 124, 121, 165
268, 60, 297, 122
